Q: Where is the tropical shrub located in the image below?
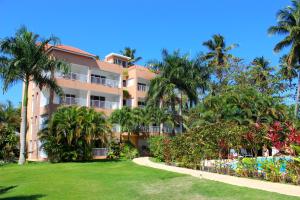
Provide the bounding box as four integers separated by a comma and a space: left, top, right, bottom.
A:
149, 136, 165, 161
236, 158, 258, 177
107, 142, 121, 160
260, 158, 284, 182
120, 142, 139, 160
0, 125, 18, 162
39, 106, 111, 162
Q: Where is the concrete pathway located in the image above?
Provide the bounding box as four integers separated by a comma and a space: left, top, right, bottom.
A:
133, 157, 300, 197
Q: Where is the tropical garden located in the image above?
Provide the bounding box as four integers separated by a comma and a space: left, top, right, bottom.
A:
0, 1, 300, 199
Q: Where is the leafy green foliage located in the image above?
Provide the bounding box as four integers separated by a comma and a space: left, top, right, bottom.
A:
0, 125, 18, 162
120, 47, 142, 66
120, 142, 139, 160
39, 106, 111, 162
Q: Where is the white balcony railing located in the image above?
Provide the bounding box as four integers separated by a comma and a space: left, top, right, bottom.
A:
91, 76, 119, 88
139, 126, 180, 134
56, 72, 88, 82
137, 84, 149, 92
90, 100, 119, 110
92, 148, 108, 157
60, 97, 86, 106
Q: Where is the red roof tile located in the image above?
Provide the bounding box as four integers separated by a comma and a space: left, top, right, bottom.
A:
47, 44, 96, 57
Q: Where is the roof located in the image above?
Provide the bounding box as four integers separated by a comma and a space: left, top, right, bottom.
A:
47, 44, 96, 58
129, 65, 153, 72
105, 53, 131, 60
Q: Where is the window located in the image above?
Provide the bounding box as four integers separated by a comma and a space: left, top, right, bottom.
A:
138, 101, 146, 107
91, 74, 106, 85
122, 61, 127, 68
137, 83, 147, 91
123, 80, 126, 87
123, 99, 127, 106
90, 96, 105, 108
113, 59, 127, 68
64, 94, 76, 105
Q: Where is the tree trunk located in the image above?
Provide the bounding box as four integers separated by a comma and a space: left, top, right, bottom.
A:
295, 71, 300, 118
18, 81, 29, 165
179, 92, 183, 134
159, 100, 163, 135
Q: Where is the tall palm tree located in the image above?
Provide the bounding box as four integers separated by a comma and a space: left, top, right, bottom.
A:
249, 56, 274, 94
0, 26, 68, 164
268, 0, 300, 116
202, 34, 238, 83
147, 50, 209, 133
120, 47, 142, 66
279, 55, 298, 86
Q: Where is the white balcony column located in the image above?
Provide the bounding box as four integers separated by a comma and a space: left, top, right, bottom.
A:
87, 67, 91, 83
119, 75, 122, 88
119, 95, 123, 109
86, 91, 90, 107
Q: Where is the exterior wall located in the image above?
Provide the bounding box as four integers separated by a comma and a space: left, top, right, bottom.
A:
23, 46, 156, 161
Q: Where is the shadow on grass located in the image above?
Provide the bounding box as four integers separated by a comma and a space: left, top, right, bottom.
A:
0, 186, 46, 200
0, 186, 17, 195
0, 194, 46, 200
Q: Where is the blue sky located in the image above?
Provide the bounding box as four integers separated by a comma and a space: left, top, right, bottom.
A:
0, 0, 291, 106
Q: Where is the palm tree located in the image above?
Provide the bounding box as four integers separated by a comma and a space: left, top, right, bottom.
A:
249, 56, 274, 94
39, 106, 110, 162
120, 47, 142, 66
0, 26, 69, 164
279, 55, 298, 86
0, 101, 21, 132
268, 0, 300, 116
202, 34, 238, 83
110, 106, 134, 142
147, 50, 209, 133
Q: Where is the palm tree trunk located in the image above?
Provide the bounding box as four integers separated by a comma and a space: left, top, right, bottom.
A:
179, 92, 183, 134
19, 81, 29, 165
294, 71, 300, 117
159, 100, 163, 135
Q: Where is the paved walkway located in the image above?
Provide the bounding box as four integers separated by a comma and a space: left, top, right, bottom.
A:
133, 157, 300, 197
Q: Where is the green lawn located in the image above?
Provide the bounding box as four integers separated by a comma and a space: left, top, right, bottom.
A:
0, 160, 299, 200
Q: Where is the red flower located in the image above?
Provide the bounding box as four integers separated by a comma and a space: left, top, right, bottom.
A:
274, 141, 285, 150
273, 121, 282, 132
268, 131, 280, 143
295, 134, 300, 145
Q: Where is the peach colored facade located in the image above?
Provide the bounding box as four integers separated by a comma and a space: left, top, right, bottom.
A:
24, 45, 156, 160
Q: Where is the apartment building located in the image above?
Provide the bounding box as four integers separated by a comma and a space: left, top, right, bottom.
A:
25, 44, 156, 160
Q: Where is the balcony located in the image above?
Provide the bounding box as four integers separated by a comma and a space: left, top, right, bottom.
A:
90, 100, 119, 110
56, 72, 87, 82
60, 97, 86, 106
137, 84, 149, 92
91, 76, 119, 88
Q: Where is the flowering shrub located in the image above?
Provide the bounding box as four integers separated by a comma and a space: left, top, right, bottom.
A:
267, 121, 300, 154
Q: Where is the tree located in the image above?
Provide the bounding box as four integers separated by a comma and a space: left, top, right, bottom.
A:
202, 34, 238, 83
0, 26, 69, 164
110, 106, 134, 142
39, 106, 110, 162
147, 50, 209, 132
248, 56, 274, 94
268, 0, 300, 117
146, 106, 173, 134
120, 47, 142, 66
0, 101, 21, 132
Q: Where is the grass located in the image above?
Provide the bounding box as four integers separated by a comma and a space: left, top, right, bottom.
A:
0, 160, 299, 200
